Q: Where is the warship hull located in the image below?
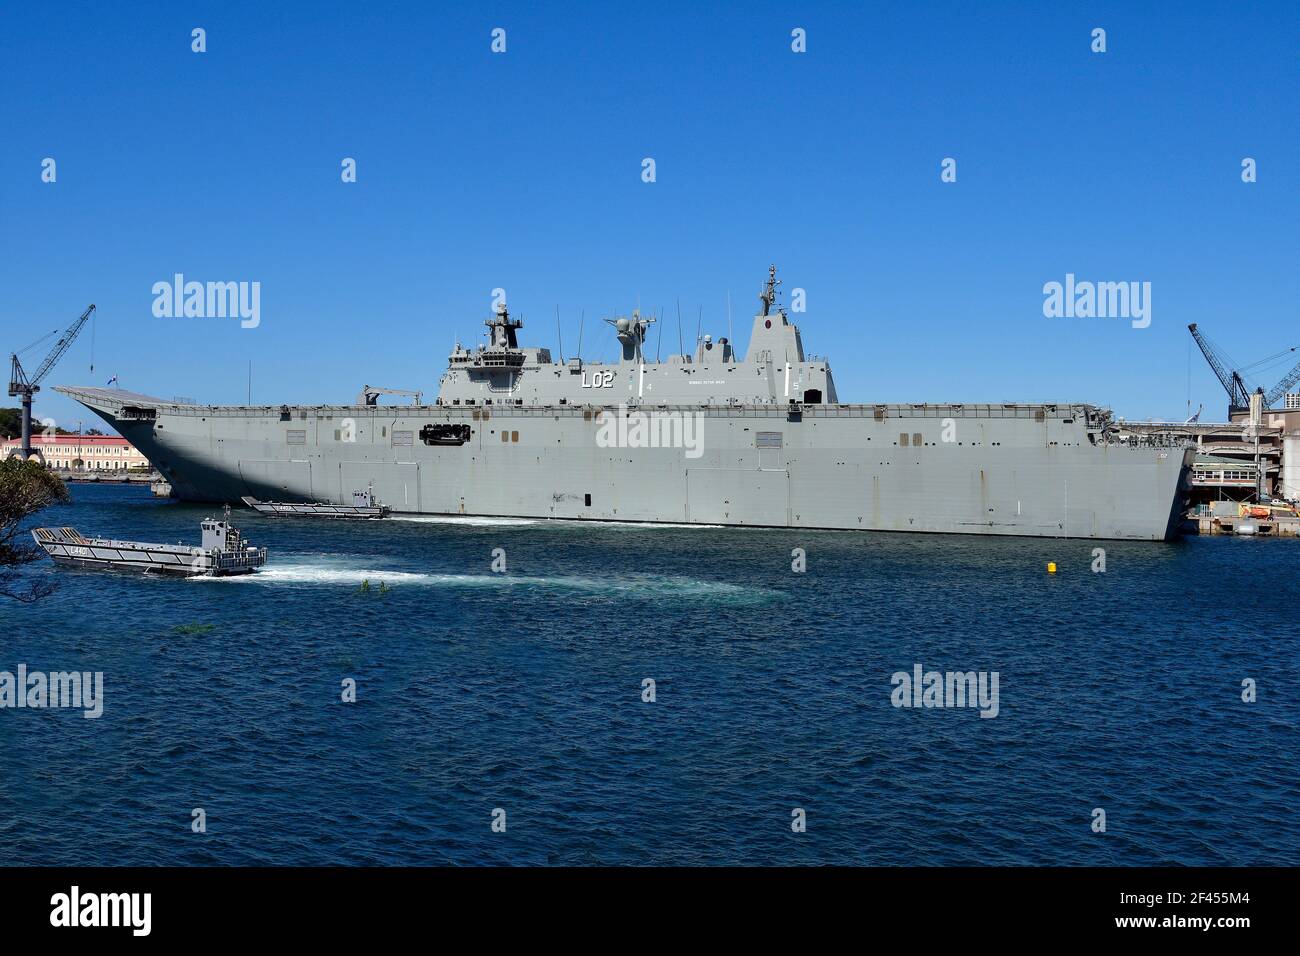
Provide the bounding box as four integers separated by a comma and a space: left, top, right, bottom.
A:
57, 388, 1192, 540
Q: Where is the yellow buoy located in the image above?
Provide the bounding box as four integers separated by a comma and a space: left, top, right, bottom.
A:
1047, 562, 1057, 573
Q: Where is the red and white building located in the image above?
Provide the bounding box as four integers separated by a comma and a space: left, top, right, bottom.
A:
1, 434, 151, 471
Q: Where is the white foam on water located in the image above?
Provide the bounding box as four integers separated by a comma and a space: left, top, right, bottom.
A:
389, 513, 729, 530
197, 563, 780, 600
388, 514, 540, 527
565, 520, 727, 530
198, 564, 436, 585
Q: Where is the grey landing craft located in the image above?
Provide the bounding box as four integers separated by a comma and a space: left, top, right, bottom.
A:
57, 266, 1193, 540
241, 485, 391, 519
32, 509, 267, 577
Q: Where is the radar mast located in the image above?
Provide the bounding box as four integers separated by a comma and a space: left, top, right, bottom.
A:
759, 264, 783, 317
485, 303, 523, 349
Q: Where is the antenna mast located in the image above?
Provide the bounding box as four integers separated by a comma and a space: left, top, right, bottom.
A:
759, 264, 781, 316
676, 300, 684, 359
555, 304, 564, 363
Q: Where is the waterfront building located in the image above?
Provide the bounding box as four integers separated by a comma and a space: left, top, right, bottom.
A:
0, 434, 151, 471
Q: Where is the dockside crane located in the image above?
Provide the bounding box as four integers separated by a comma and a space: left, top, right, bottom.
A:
7, 304, 96, 462
1188, 323, 1300, 414
1187, 323, 1252, 413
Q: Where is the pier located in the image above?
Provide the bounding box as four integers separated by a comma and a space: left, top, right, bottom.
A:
53, 469, 162, 485
1118, 416, 1300, 537
1193, 514, 1300, 536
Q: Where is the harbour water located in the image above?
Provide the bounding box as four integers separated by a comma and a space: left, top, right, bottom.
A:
1, 484, 1295, 865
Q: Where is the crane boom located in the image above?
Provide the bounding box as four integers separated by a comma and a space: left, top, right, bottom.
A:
1187, 323, 1251, 410
30, 304, 95, 387
1264, 359, 1300, 407
356, 384, 423, 406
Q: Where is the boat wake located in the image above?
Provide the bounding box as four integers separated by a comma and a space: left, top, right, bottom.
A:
196, 563, 781, 601
565, 520, 727, 530
388, 514, 540, 527
205, 565, 434, 585
391, 514, 726, 530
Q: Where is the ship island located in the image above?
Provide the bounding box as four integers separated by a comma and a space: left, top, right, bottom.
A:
57, 267, 1193, 540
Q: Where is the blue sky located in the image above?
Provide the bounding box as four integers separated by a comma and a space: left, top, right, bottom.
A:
2, 1, 1297, 431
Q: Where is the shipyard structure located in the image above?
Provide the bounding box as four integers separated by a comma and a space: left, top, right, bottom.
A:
58, 268, 1193, 540
1117, 394, 1300, 535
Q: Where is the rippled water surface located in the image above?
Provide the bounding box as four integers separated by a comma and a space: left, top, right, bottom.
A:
1, 484, 1296, 865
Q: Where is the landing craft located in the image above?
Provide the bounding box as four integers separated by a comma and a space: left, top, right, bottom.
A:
32, 508, 266, 576
242, 484, 391, 519
58, 266, 1193, 539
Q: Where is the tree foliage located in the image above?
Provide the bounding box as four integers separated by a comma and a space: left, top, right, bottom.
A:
0, 408, 20, 440
0, 457, 70, 602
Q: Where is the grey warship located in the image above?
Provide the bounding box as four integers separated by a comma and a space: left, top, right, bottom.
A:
58, 267, 1193, 540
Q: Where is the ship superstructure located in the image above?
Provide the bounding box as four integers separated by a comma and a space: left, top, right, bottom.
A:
437, 268, 834, 408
